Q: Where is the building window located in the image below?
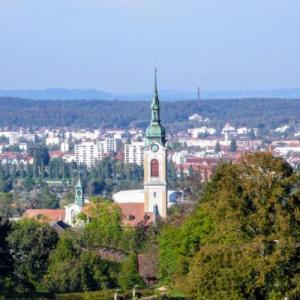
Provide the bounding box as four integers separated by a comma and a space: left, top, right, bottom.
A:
151, 159, 159, 177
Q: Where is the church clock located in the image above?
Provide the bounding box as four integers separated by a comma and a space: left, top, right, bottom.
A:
151, 144, 159, 152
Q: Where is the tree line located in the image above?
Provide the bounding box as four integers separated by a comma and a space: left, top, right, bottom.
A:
1, 97, 300, 133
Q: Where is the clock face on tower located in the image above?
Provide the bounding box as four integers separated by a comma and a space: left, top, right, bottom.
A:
77, 190, 82, 197
151, 144, 159, 153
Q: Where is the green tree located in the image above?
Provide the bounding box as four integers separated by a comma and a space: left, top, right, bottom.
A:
158, 225, 182, 282
7, 219, 58, 290
82, 199, 135, 252
175, 153, 300, 299
83, 200, 123, 248
118, 254, 143, 291
167, 160, 177, 189
158, 208, 212, 284
44, 230, 118, 293
214, 141, 221, 153
29, 144, 50, 177
0, 193, 14, 219
0, 135, 9, 144
0, 220, 14, 294
229, 139, 237, 152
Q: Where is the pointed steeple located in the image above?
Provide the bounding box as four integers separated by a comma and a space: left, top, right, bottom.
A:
76, 177, 82, 189
146, 69, 166, 146
151, 68, 160, 122
152, 68, 159, 109
75, 177, 84, 207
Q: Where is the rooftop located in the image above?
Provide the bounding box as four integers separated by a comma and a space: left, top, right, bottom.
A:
23, 209, 65, 222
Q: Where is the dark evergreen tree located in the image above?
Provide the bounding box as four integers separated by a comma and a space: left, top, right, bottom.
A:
229, 139, 237, 152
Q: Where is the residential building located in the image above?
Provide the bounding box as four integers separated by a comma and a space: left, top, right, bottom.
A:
75, 141, 104, 168
124, 141, 144, 165
60, 141, 70, 153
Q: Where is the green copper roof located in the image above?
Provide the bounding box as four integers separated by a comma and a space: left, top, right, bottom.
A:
75, 177, 84, 207
76, 178, 82, 189
145, 69, 166, 146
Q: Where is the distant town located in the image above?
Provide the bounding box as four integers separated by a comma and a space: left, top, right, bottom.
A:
0, 113, 299, 181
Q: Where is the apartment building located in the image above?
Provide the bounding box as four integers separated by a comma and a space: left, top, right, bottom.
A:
75, 141, 104, 168
124, 141, 144, 166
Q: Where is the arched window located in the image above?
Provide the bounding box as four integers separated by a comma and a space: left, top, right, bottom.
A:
151, 159, 159, 177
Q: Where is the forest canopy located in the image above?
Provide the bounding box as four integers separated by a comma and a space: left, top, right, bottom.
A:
0, 97, 300, 131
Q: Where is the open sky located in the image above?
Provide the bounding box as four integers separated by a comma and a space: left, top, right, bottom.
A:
0, 0, 299, 93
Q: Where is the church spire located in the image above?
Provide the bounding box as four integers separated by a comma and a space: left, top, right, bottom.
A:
154, 68, 158, 100
75, 177, 84, 207
146, 69, 166, 146
151, 68, 160, 122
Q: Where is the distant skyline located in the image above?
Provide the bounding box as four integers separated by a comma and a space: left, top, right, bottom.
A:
0, 0, 300, 93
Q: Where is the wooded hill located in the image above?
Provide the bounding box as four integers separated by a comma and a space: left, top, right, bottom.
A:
1, 97, 300, 132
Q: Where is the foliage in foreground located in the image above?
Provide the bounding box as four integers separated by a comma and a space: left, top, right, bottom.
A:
159, 153, 300, 299
7, 219, 58, 292
43, 230, 119, 293
44, 200, 143, 293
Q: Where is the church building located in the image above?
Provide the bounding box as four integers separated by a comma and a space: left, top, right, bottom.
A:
64, 178, 85, 226
143, 68, 168, 219
23, 177, 86, 228
22, 71, 172, 228
113, 69, 174, 224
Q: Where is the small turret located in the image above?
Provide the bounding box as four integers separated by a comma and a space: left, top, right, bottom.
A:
75, 178, 84, 207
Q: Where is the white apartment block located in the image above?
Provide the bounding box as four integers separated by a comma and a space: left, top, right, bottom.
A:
188, 127, 217, 138
71, 130, 100, 141
105, 130, 125, 140
46, 136, 60, 146
19, 143, 28, 152
99, 137, 122, 154
60, 141, 70, 153
75, 142, 104, 168
101, 138, 114, 154
124, 142, 144, 166
0, 131, 35, 145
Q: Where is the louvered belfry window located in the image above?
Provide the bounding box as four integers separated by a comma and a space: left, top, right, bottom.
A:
151, 159, 159, 177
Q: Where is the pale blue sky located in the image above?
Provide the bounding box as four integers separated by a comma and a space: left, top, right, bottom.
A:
0, 0, 299, 92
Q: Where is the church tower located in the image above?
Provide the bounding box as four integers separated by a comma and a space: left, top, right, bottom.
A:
75, 178, 84, 207
144, 69, 168, 219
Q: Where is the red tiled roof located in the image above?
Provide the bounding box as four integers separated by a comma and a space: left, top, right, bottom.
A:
117, 203, 153, 227
23, 209, 65, 222
50, 150, 64, 158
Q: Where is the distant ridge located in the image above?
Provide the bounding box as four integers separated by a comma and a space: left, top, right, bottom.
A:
0, 88, 114, 101
1, 88, 300, 101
